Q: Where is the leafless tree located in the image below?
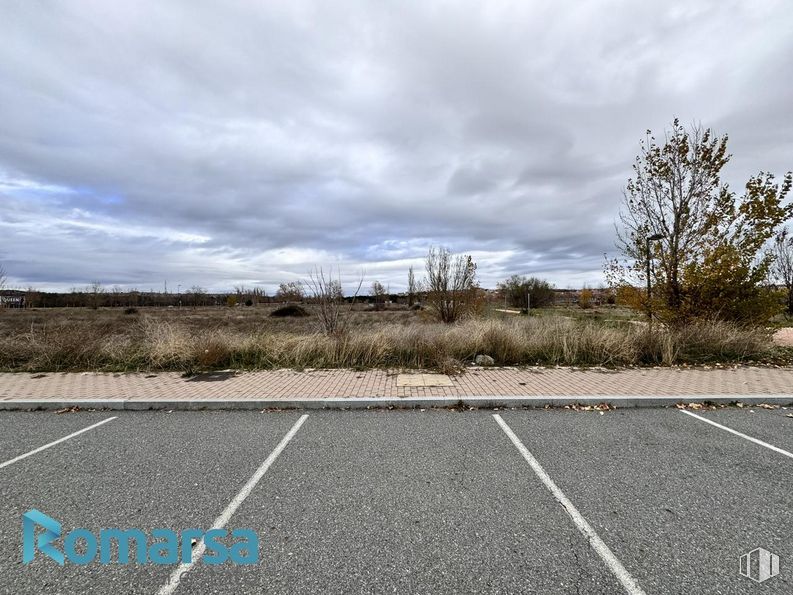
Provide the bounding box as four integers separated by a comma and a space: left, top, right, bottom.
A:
109, 285, 124, 307
407, 266, 416, 306
305, 267, 363, 336
371, 280, 387, 310
87, 281, 105, 309
423, 246, 478, 323
189, 285, 207, 308
25, 286, 40, 308
275, 281, 304, 303
234, 285, 265, 306
251, 287, 266, 306
234, 285, 252, 306
772, 228, 793, 315
0, 263, 6, 308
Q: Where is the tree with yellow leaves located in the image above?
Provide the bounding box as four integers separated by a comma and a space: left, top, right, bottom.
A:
607, 119, 792, 324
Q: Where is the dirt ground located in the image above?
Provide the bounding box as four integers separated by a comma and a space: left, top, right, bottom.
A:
0, 304, 419, 337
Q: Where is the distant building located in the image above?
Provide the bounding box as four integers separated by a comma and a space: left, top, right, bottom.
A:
0, 294, 25, 308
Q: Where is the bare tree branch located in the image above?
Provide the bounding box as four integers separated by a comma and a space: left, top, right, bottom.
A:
423, 246, 478, 323
407, 265, 416, 307
772, 228, 793, 315
305, 267, 363, 336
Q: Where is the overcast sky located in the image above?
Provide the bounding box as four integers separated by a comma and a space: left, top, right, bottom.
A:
1, 0, 791, 294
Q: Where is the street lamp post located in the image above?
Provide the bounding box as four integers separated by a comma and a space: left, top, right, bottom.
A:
646, 233, 665, 323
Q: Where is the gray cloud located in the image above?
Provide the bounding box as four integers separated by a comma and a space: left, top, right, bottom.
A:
1, 0, 791, 293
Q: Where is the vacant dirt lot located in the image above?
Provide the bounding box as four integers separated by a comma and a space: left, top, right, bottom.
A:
0, 304, 417, 336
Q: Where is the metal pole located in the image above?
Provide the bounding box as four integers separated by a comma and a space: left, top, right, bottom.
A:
646, 238, 652, 323
645, 233, 665, 326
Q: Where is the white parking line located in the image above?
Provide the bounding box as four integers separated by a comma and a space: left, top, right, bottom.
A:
493, 414, 646, 595
0, 416, 117, 470
156, 413, 309, 595
679, 410, 793, 459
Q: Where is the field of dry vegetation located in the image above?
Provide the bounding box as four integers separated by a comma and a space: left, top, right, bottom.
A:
0, 305, 785, 373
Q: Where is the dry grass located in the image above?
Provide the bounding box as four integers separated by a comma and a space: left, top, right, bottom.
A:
0, 306, 780, 372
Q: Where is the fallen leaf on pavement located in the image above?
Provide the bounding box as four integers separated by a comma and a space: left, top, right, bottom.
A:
564, 402, 613, 412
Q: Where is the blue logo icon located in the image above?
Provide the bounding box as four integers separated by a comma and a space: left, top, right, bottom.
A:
22, 509, 258, 565
23, 509, 64, 565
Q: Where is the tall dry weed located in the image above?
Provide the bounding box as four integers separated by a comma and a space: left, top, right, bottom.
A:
0, 312, 775, 372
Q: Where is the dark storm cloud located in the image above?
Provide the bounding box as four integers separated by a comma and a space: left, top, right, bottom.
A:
1, 0, 791, 292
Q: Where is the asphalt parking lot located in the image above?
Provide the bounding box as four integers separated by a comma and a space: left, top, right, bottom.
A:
0, 407, 791, 594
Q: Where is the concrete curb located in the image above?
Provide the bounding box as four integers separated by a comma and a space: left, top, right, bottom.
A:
1, 395, 792, 411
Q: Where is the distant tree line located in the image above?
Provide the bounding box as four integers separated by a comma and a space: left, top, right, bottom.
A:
0, 256, 603, 319
0, 283, 269, 309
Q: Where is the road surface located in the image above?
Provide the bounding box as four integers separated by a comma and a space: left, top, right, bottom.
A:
1, 407, 791, 593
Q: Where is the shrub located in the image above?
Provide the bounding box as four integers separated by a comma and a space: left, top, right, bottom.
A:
497, 275, 555, 309
193, 335, 232, 368
304, 267, 362, 336
274, 281, 304, 303
579, 288, 593, 309
270, 305, 310, 318
423, 246, 479, 323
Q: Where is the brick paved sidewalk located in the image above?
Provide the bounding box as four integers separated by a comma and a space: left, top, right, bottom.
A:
0, 366, 791, 402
